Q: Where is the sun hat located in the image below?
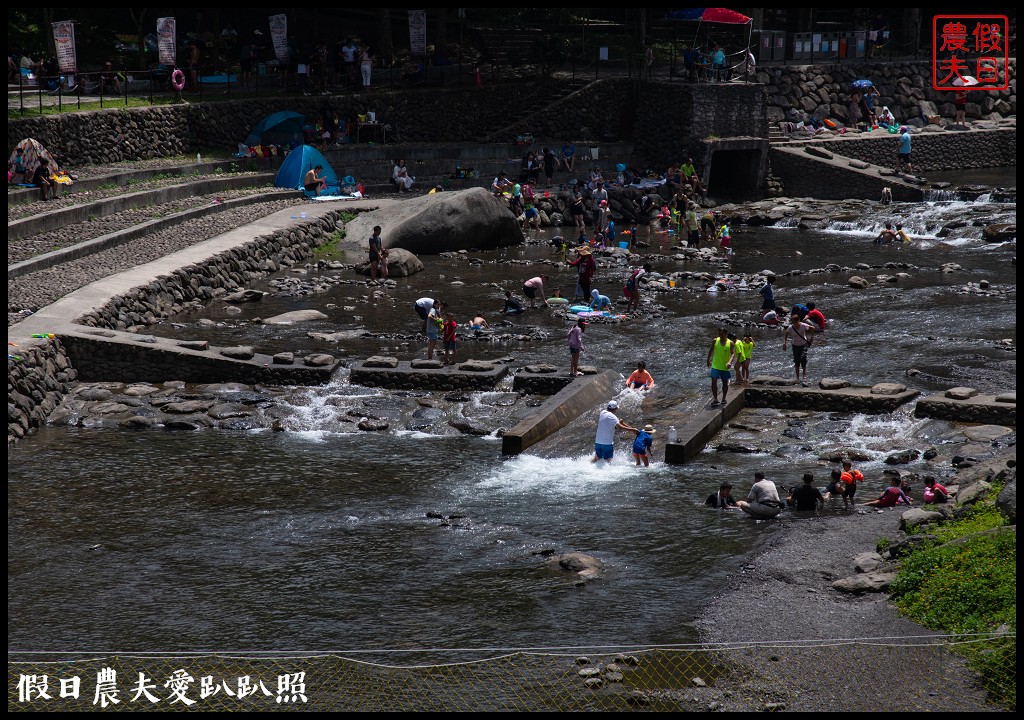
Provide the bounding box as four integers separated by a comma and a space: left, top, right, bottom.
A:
607, 400, 618, 410
577, 245, 592, 255
899, 126, 909, 133
643, 424, 656, 433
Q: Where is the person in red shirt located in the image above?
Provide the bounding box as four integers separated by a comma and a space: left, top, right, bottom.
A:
805, 303, 826, 332
863, 476, 914, 508
922, 476, 950, 504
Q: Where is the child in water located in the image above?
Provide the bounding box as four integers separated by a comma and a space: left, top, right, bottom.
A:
719, 224, 733, 255
590, 288, 613, 311
737, 333, 754, 383
632, 424, 656, 467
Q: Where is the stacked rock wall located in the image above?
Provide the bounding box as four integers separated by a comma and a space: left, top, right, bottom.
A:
759, 59, 1017, 126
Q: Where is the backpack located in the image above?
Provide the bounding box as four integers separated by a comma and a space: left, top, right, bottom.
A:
625, 268, 641, 292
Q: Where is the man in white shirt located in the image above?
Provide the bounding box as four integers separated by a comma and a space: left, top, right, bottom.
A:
591, 400, 637, 463
737, 471, 784, 518
341, 38, 358, 87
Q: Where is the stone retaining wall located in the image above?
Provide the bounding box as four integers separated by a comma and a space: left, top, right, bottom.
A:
914, 396, 1016, 426
512, 372, 574, 396
768, 145, 920, 201
788, 127, 1017, 172
744, 386, 920, 413
57, 334, 334, 386
349, 361, 509, 391
760, 59, 1017, 126
75, 215, 338, 332
7, 340, 78, 445
7, 214, 340, 445
8, 67, 1015, 176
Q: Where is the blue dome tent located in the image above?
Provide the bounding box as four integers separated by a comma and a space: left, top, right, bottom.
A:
244, 111, 306, 148
275, 145, 340, 195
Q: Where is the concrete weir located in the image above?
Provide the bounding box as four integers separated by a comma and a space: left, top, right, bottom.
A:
349, 357, 509, 391
664, 379, 922, 465
502, 370, 620, 456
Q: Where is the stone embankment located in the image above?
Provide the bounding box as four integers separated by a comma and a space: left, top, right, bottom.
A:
760, 59, 1017, 128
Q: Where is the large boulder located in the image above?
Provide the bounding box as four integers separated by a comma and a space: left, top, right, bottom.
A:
356, 247, 424, 277
347, 187, 524, 254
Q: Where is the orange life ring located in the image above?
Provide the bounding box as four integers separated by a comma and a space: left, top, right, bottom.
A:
171, 69, 186, 91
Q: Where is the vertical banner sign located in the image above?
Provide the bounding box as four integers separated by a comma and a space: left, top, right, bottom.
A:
408, 10, 427, 56
157, 17, 177, 66
269, 14, 289, 64
52, 21, 77, 73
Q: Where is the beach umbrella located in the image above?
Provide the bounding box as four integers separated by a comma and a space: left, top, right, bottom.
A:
952, 75, 978, 87
851, 79, 874, 89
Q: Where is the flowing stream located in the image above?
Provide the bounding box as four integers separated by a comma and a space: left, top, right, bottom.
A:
8, 179, 1016, 654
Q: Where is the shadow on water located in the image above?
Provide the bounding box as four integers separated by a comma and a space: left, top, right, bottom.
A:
8, 192, 1016, 652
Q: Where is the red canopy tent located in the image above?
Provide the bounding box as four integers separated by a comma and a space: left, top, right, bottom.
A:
665, 8, 754, 77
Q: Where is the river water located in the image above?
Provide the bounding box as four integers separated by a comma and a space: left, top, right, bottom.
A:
8, 178, 1016, 656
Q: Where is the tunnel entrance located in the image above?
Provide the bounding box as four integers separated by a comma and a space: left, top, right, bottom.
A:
701, 139, 769, 202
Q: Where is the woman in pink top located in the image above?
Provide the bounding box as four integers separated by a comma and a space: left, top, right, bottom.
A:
522, 275, 549, 308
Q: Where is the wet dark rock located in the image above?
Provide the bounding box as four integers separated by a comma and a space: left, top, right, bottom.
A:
303, 353, 336, 367
884, 448, 921, 465
358, 419, 390, 431
364, 356, 399, 368
220, 346, 255, 360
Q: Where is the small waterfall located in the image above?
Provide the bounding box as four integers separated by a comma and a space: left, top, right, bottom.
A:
923, 189, 963, 201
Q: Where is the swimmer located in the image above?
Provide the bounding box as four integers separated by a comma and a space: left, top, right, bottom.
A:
874, 222, 898, 244
471, 313, 489, 332
625, 361, 655, 390
895, 223, 912, 243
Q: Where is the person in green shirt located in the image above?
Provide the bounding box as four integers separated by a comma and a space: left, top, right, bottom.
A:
706, 326, 736, 406
681, 157, 705, 194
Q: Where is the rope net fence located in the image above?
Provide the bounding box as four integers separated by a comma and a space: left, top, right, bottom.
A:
8, 634, 1014, 712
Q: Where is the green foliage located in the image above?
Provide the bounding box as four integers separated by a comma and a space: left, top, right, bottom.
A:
313, 230, 345, 261
888, 502, 1015, 710
875, 537, 891, 554
889, 529, 1015, 633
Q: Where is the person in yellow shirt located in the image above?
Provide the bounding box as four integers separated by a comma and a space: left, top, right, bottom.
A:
895, 223, 912, 243
737, 333, 755, 383
705, 326, 736, 406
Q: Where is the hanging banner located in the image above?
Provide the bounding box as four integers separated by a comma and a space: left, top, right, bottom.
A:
269, 14, 289, 64
52, 20, 77, 73
157, 17, 177, 66
408, 10, 427, 56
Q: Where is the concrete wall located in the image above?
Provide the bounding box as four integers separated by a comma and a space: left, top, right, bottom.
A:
349, 361, 509, 391
915, 396, 1016, 426
788, 127, 1017, 171
769, 145, 922, 201
502, 370, 619, 455
59, 333, 335, 385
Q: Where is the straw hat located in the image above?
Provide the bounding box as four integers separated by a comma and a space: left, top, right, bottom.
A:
643, 424, 657, 433
577, 245, 592, 255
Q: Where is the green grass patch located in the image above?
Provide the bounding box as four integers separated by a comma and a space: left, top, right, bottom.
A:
887, 488, 1015, 710
313, 230, 346, 262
